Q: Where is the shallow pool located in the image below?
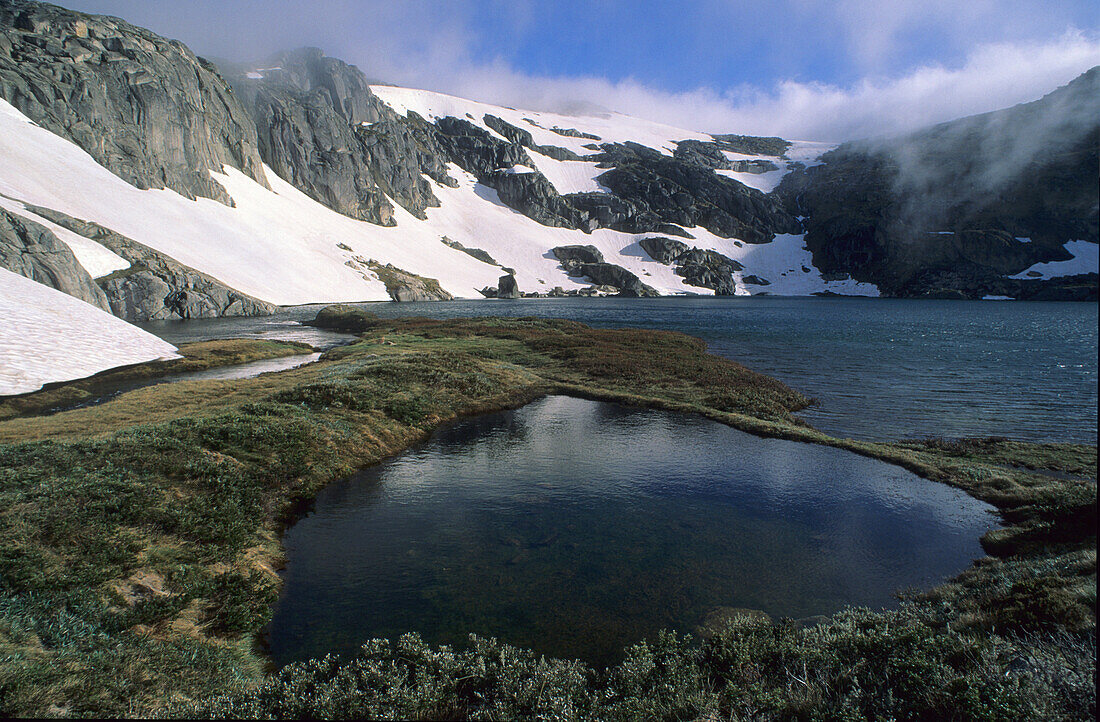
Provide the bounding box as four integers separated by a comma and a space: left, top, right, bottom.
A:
268, 396, 996, 668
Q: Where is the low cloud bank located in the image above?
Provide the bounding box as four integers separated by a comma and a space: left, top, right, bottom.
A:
390, 33, 1099, 142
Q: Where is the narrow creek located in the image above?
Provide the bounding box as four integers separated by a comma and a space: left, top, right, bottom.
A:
267, 395, 996, 669
45, 352, 322, 414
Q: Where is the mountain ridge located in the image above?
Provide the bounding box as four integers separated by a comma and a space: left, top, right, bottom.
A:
0, 0, 1095, 335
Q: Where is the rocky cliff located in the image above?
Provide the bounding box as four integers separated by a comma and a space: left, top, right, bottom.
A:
0, 0, 267, 205
227, 49, 455, 225
777, 67, 1099, 299
0, 0, 1094, 305
0, 207, 111, 310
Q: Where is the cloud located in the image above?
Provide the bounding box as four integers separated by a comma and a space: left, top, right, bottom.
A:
380, 31, 1100, 142
59, 0, 1100, 141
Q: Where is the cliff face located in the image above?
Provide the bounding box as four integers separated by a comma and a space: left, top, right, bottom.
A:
777, 67, 1099, 299
0, 207, 110, 311
0, 0, 268, 206
228, 49, 454, 226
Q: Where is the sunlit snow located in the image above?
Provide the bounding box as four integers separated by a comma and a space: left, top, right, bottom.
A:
0, 267, 179, 395
0, 94, 872, 304
0, 195, 128, 278
1009, 241, 1099, 280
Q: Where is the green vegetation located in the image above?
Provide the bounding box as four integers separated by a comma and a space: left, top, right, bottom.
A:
0, 315, 1093, 718
306, 304, 380, 333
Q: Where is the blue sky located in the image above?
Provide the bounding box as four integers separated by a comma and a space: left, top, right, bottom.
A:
62, 0, 1100, 140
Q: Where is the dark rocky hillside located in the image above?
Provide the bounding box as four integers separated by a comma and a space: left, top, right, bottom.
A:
0, 0, 267, 205
0, 0, 1094, 302
227, 48, 456, 226
777, 67, 1099, 299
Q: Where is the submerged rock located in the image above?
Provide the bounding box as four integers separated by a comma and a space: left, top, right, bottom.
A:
696, 606, 773, 639
307, 304, 379, 332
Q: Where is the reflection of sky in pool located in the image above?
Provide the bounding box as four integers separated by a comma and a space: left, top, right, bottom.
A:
268, 396, 995, 668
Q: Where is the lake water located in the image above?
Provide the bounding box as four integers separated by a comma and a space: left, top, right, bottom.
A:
141, 297, 1098, 444
267, 396, 995, 668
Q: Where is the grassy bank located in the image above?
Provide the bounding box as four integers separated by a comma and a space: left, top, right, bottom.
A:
0, 316, 1093, 718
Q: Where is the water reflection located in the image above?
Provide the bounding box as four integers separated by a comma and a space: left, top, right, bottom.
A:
268, 396, 995, 668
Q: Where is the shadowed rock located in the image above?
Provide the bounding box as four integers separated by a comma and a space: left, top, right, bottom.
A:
26, 205, 275, 320
0, 207, 110, 310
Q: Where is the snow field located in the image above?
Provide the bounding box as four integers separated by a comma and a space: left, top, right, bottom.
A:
0, 266, 179, 395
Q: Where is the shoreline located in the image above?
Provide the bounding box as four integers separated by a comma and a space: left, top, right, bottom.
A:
0, 313, 1093, 717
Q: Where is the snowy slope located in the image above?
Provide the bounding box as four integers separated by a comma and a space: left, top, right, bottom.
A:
0, 267, 179, 395
0, 91, 870, 304
369, 85, 715, 158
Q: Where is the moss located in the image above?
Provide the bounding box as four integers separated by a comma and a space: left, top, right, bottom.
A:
0, 313, 1093, 717
305, 304, 380, 333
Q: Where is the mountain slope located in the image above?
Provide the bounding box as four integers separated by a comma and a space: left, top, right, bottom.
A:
0, 0, 1093, 326
777, 67, 1100, 300
0, 0, 878, 311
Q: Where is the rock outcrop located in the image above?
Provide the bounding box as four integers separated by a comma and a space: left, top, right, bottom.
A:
777, 67, 1100, 298
710, 134, 791, 157
496, 273, 520, 299
227, 49, 455, 225
26, 205, 275, 320
576, 142, 801, 242
551, 245, 658, 297
365, 261, 452, 302
0, 0, 267, 205
638, 237, 742, 295
0, 207, 111, 310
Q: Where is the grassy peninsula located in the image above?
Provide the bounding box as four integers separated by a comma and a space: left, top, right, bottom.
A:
0, 311, 1094, 719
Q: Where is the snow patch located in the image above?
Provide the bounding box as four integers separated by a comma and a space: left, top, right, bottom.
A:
715, 167, 789, 194
525, 154, 610, 194
369, 84, 714, 158
0, 267, 179, 395
1009, 241, 1099, 280
0, 93, 871, 304
0, 196, 129, 278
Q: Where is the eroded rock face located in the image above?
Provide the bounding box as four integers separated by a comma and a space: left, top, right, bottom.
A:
552, 245, 605, 266
228, 49, 455, 225
581, 143, 801, 242
0, 208, 110, 310
550, 245, 657, 296
0, 0, 267, 205
637, 237, 742, 295
365, 261, 453, 302
710, 134, 791, 157
638, 237, 689, 264
27, 206, 275, 320
777, 67, 1100, 298
496, 274, 520, 299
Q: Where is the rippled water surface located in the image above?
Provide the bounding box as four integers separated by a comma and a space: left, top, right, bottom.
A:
141, 297, 1097, 443
268, 396, 995, 668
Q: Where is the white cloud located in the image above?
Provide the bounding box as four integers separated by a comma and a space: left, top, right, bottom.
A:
380, 31, 1100, 142
60, 1, 1100, 141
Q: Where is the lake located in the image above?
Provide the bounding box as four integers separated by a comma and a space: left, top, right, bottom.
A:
140, 296, 1099, 444
266, 396, 995, 668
